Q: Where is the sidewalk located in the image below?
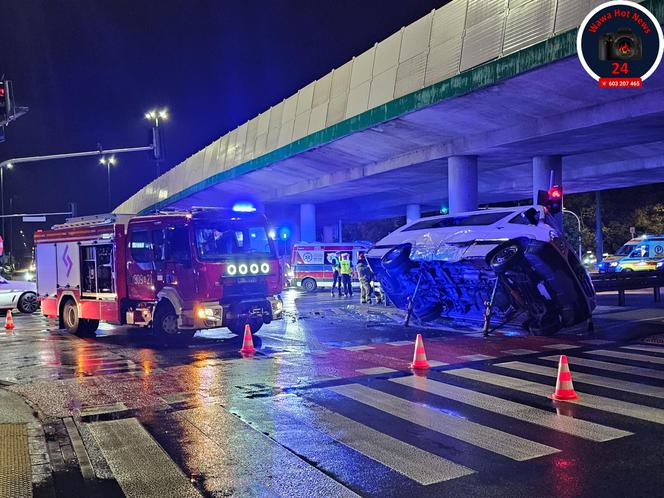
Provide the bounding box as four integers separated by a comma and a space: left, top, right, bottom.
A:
0, 389, 47, 498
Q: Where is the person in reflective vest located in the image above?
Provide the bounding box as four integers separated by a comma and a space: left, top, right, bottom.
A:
339, 252, 353, 297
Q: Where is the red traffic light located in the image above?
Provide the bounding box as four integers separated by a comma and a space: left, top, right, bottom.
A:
548, 185, 563, 200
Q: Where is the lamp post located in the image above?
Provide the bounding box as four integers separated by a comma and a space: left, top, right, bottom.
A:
1, 162, 12, 244
99, 155, 117, 212
145, 108, 168, 176
563, 208, 583, 260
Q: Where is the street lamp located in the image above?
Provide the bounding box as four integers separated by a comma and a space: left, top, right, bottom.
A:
144, 108, 168, 125
563, 209, 583, 260
99, 155, 117, 212
145, 108, 168, 175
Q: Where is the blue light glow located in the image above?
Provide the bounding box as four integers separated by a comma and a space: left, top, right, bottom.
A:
232, 202, 256, 213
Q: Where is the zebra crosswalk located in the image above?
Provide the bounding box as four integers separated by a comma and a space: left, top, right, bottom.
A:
86, 343, 664, 496
292, 343, 664, 492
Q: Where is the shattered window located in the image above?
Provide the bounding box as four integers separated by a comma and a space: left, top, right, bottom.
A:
404, 212, 511, 231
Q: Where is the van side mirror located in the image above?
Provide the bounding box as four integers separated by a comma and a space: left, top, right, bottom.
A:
522, 208, 540, 226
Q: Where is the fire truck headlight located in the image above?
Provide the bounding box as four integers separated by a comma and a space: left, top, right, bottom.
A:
238, 264, 248, 275
249, 263, 259, 274
227, 264, 237, 276
197, 307, 215, 319
261, 263, 270, 274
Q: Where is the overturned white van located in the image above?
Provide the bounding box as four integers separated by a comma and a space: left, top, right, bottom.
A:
367, 206, 596, 336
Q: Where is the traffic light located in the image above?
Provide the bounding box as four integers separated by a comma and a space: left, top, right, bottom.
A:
546, 185, 563, 214
0, 81, 14, 124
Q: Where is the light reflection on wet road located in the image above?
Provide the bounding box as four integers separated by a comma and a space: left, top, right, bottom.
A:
1, 289, 664, 497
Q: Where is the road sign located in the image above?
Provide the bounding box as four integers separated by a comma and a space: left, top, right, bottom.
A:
23, 216, 46, 222
630, 226, 636, 238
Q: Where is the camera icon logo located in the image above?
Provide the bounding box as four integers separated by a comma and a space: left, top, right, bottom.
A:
598, 28, 642, 61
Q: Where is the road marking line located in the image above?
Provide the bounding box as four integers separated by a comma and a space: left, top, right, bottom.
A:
391, 376, 630, 442
79, 402, 128, 417
386, 341, 413, 346
578, 339, 614, 345
502, 349, 539, 355
340, 345, 375, 351
541, 344, 581, 350
540, 355, 664, 380
177, 404, 360, 497
428, 360, 449, 367
446, 368, 664, 425
329, 384, 560, 461
356, 367, 398, 375
586, 349, 664, 365
458, 354, 496, 361
89, 418, 201, 498
497, 361, 664, 399
621, 344, 664, 354
291, 399, 475, 484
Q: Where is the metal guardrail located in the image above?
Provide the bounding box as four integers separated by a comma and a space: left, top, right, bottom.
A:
591, 270, 663, 306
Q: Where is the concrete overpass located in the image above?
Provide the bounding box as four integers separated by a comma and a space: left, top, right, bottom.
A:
116, 0, 664, 241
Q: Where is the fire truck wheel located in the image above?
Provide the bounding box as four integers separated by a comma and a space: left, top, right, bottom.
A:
61, 299, 98, 336
153, 303, 194, 343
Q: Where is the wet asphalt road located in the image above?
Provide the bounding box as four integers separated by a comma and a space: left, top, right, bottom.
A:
1, 288, 664, 498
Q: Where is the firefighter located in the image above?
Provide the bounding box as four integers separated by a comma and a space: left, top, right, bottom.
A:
339, 252, 353, 297
329, 254, 342, 297
356, 251, 374, 304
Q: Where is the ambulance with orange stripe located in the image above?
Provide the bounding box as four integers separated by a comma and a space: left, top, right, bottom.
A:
289, 242, 369, 292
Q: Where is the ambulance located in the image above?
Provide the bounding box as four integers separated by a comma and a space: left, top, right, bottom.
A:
289, 242, 370, 292
597, 235, 664, 272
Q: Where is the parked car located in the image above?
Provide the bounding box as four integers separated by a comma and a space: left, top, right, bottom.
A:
367, 206, 596, 336
0, 275, 39, 313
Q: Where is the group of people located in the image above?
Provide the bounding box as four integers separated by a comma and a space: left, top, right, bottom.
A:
329, 251, 382, 304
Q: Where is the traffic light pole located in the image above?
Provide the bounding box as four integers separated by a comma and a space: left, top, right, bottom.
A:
0, 144, 154, 170
0, 144, 154, 249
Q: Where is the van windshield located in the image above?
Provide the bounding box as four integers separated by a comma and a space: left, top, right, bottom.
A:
615, 244, 637, 256
195, 224, 274, 260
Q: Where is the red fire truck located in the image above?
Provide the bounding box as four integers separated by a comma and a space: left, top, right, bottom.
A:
34, 208, 283, 342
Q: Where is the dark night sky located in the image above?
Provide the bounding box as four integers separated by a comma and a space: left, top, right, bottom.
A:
0, 0, 447, 258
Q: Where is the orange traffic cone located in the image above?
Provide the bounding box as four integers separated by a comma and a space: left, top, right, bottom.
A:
4, 309, 15, 330
240, 324, 256, 355
548, 355, 579, 401
410, 333, 430, 369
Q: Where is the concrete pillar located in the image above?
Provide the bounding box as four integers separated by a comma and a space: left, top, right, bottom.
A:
338, 219, 343, 243
448, 156, 478, 214
300, 203, 316, 242
323, 225, 335, 243
595, 191, 604, 263
532, 155, 562, 230
406, 204, 421, 224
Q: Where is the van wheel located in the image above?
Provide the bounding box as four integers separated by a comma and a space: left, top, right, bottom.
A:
62, 300, 98, 337
489, 243, 524, 272
301, 278, 317, 292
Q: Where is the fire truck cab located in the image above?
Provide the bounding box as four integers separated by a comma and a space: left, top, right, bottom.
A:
35, 208, 283, 342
